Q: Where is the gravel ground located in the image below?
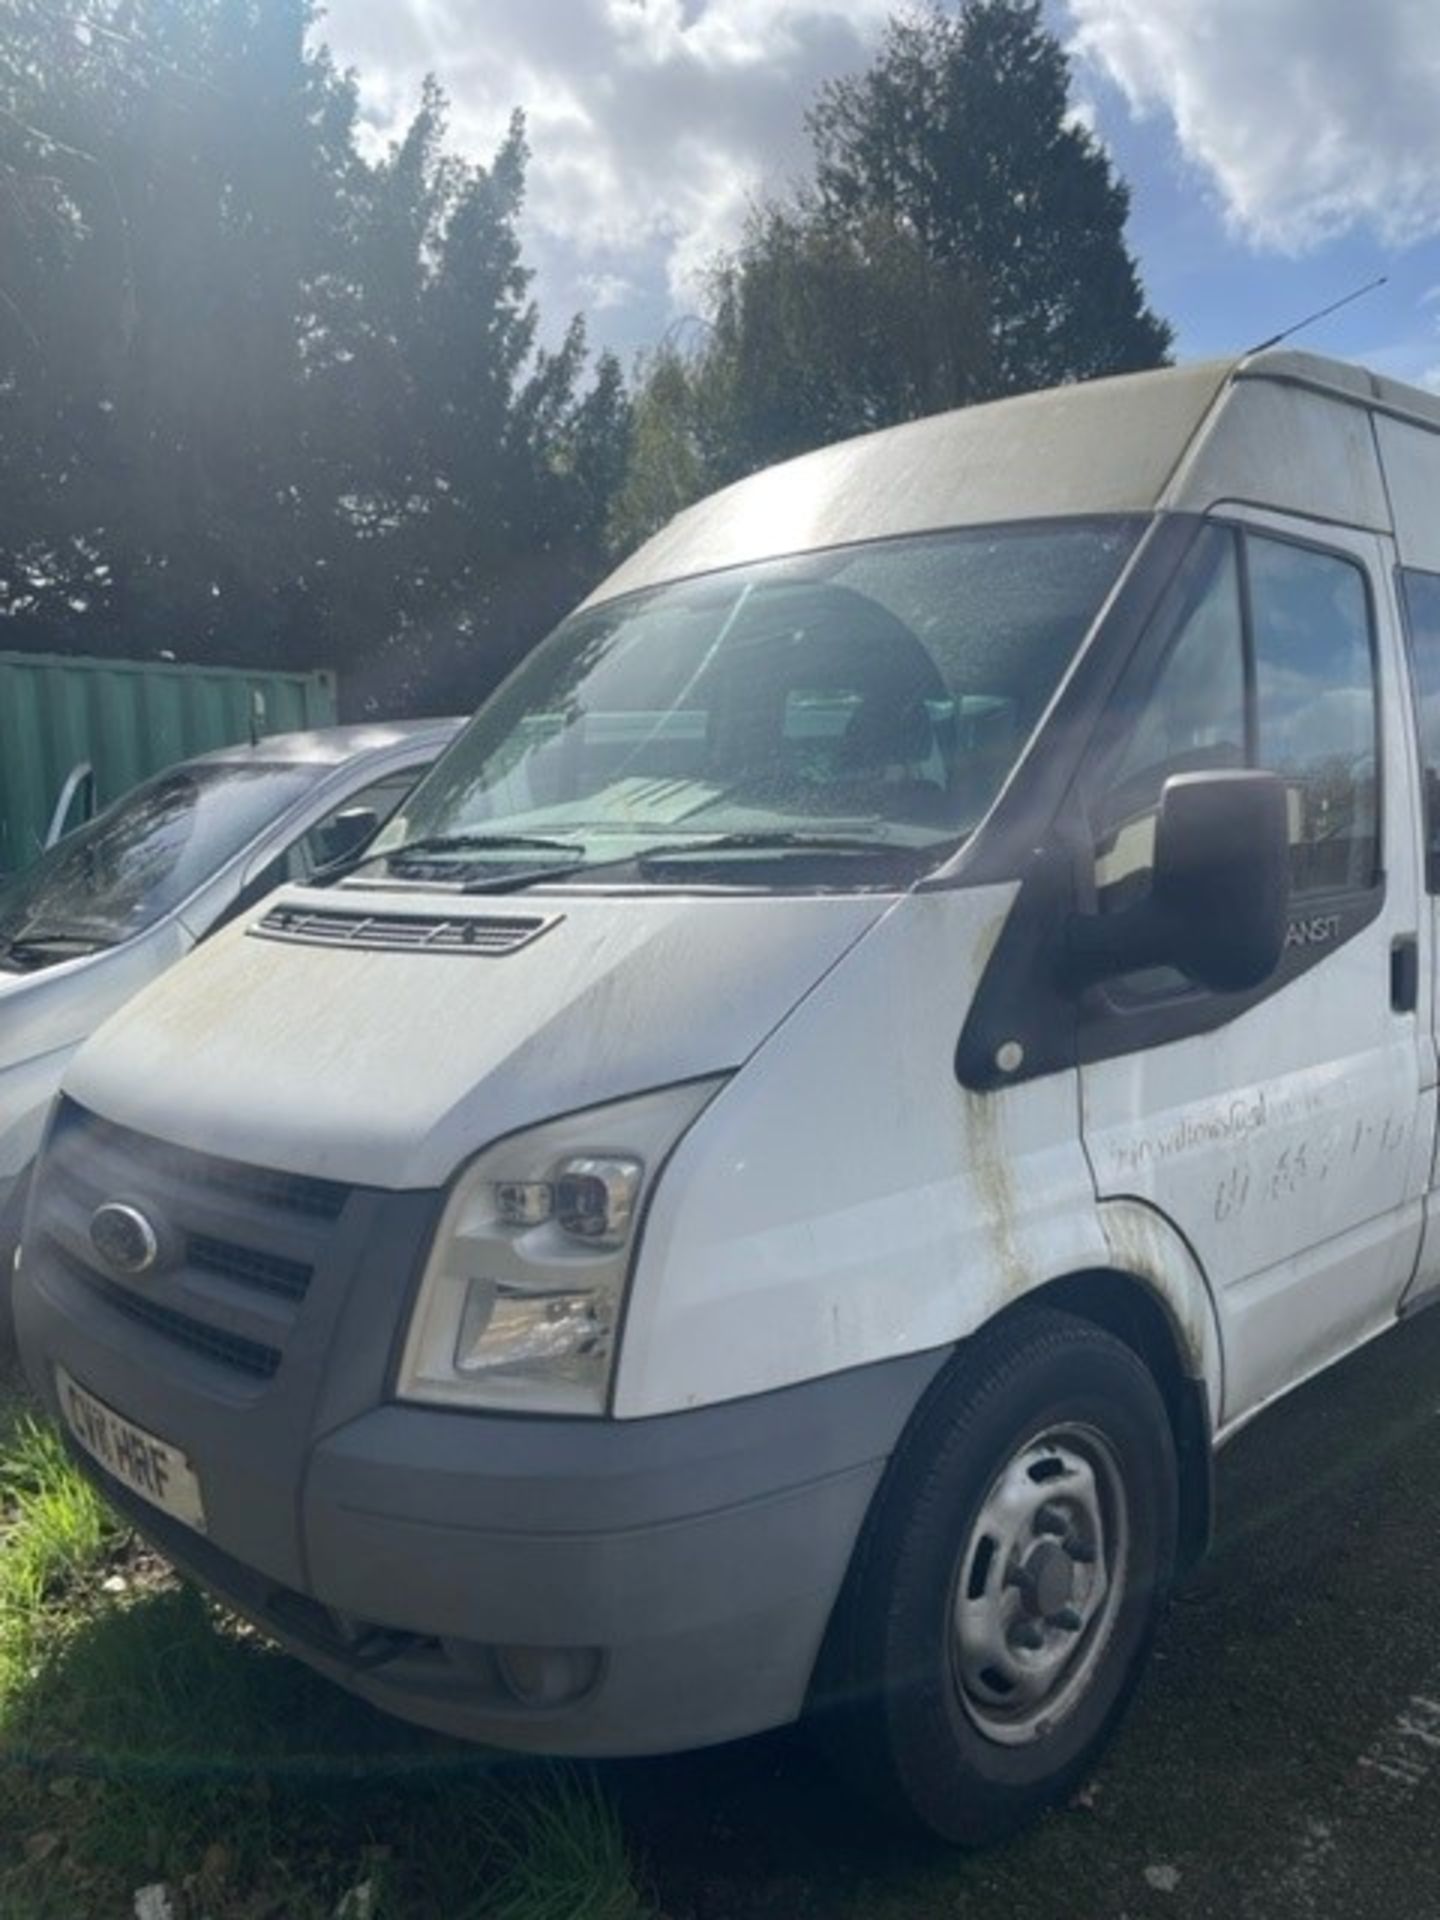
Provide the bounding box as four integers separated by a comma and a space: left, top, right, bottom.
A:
621, 1305, 1440, 1920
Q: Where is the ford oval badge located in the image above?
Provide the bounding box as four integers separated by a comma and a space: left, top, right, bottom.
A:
90, 1202, 160, 1278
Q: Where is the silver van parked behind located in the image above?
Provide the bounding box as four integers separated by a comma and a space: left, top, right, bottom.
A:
1, 719, 461, 1297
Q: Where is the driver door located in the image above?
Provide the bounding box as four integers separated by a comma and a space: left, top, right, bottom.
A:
1078, 512, 1433, 1429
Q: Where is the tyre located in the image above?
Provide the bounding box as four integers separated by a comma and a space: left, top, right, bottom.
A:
817, 1307, 1178, 1845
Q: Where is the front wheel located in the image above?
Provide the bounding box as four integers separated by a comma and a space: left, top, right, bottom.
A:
818, 1308, 1178, 1845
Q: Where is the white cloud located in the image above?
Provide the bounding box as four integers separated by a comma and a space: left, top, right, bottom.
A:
1066, 0, 1440, 253
578, 270, 639, 312
314, 0, 891, 337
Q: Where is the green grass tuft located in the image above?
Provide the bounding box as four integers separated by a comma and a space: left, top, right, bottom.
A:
0, 1412, 121, 1686
0, 1386, 653, 1919
479, 1767, 655, 1920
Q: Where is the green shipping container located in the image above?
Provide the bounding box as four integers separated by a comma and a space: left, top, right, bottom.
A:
0, 651, 337, 876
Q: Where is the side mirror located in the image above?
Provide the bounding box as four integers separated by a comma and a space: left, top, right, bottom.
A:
312, 807, 379, 869
201, 852, 289, 940
1069, 770, 1290, 994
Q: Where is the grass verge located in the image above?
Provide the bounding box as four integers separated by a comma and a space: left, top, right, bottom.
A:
0, 1373, 652, 1919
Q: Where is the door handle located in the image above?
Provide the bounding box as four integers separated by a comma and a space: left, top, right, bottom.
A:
1392, 934, 1419, 1014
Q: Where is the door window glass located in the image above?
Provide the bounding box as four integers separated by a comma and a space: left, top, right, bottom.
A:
1400, 568, 1440, 888
1094, 527, 1246, 916
1249, 535, 1378, 896
1089, 526, 1381, 1002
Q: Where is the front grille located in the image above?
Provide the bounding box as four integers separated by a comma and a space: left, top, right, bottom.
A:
188, 1235, 312, 1305
251, 904, 557, 956
37, 1101, 353, 1389
69, 1256, 282, 1380
76, 1105, 347, 1220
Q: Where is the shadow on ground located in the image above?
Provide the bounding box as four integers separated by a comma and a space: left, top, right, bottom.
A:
614, 1307, 1440, 1920
10, 1311, 1440, 1918
0, 1583, 588, 1916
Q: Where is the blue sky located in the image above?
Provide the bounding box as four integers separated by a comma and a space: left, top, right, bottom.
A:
1068, 2, 1440, 383
1096, 89, 1439, 380
316, 0, 1440, 388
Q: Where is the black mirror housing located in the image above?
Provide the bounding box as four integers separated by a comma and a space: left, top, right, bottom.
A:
1069, 769, 1290, 995
1152, 771, 1289, 990
314, 807, 380, 868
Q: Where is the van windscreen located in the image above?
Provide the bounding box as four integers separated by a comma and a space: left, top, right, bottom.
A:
0, 762, 319, 963
371, 519, 1142, 887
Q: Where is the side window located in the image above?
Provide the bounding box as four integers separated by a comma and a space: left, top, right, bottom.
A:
1093, 527, 1246, 916
1400, 568, 1440, 888
1249, 535, 1379, 896
1090, 525, 1381, 999
283, 767, 426, 881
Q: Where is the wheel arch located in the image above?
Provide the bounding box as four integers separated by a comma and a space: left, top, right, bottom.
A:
811, 1205, 1223, 1721
1002, 1250, 1218, 1573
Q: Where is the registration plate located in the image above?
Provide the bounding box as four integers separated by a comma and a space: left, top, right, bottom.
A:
57, 1368, 207, 1534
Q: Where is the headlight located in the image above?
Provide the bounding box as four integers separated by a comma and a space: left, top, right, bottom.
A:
396, 1080, 724, 1415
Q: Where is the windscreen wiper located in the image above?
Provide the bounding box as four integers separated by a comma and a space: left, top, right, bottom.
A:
390, 832, 587, 859
467, 831, 922, 894
324, 828, 925, 897
636, 830, 905, 869
0, 928, 111, 968
319, 831, 588, 884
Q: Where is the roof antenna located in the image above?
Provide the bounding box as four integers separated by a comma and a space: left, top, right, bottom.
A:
1247, 274, 1388, 355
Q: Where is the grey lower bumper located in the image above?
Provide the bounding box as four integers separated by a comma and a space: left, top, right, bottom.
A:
95, 1417, 893, 1755
22, 1235, 946, 1752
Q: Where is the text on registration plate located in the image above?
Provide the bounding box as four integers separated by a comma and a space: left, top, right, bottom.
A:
57, 1367, 207, 1534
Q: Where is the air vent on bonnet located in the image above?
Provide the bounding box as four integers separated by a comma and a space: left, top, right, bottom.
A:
250, 905, 559, 956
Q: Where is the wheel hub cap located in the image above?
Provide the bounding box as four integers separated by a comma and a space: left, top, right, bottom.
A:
950, 1424, 1130, 1746
1020, 1539, 1075, 1619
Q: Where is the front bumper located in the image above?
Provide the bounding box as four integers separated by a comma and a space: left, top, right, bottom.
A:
15, 1101, 946, 1754
62, 1377, 941, 1755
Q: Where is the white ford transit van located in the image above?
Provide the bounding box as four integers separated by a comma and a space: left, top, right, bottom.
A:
17, 349, 1440, 1844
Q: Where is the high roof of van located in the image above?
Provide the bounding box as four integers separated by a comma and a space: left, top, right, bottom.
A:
591, 349, 1440, 606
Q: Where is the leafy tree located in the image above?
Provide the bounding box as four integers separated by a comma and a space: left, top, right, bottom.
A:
704, 201, 991, 472
612, 0, 1169, 552
809, 0, 1172, 395
321, 102, 631, 713
0, 1, 629, 715
607, 341, 711, 560
609, 208, 989, 546
0, 1, 356, 660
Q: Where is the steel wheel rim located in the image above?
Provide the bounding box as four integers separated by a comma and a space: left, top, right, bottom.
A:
949, 1421, 1130, 1747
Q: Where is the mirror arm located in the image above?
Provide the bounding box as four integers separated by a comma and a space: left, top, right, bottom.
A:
1062, 898, 1176, 992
